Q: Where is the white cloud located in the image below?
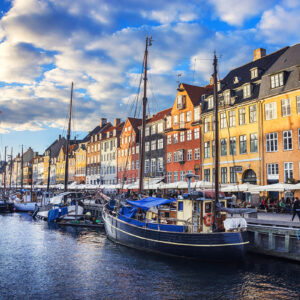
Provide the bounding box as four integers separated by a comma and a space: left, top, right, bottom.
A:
257, 4, 300, 44
209, 0, 274, 26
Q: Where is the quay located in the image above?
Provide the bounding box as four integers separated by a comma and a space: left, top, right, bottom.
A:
245, 213, 300, 262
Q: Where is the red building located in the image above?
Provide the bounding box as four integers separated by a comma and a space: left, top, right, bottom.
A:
165, 83, 212, 183
117, 117, 142, 185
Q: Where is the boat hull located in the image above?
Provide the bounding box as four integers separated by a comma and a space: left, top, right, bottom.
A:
14, 202, 36, 212
0, 201, 14, 213
103, 209, 249, 261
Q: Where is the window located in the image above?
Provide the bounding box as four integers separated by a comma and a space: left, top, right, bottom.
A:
151, 124, 156, 135
173, 152, 178, 162
229, 110, 235, 127
284, 162, 293, 183
167, 172, 172, 183
298, 129, 300, 148
194, 107, 200, 121
145, 127, 150, 136
145, 160, 149, 173
174, 171, 179, 182
283, 130, 293, 150
187, 130, 192, 141
187, 149, 192, 161
151, 158, 156, 174
194, 148, 200, 160
173, 133, 178, 143
177, 150, 184, 162
266, 132, 278, 152
265, 102, 277, 120
180, 113, 185, 128
136, 160, 139, 170
251, 68, 258, 79
194, 128, 200, 139
267, 163, 279, 178
151, 140, 156, 151
239, 135, 247, 154
239, 108, 246, 125
178, 201, 183, 211
221, 167, 227, 184
204, 169, 210, 182
157, 158, 163, 172
158, 139, 163, 149
132, 147, 135, 154
167, 152, 172, 163
158, 123, 163, 133
230, 167, 237, 183
297, 96, 300, 114
177, 95, 185, 109
220, 112, 227, 129
173, 115, 178, 125
281, 98, 291, 117
204, 118, 210, 132
180, 171, 185, 181
224, 90, 230, 104
167, 135, 172, 145
132, 161, 135, 170
180, 131, 185, 142
243, 84, 251, 98
204, 142, 210, 158
230, 137, 236, 155
186, 111, 192, 122
208, 96, 214, 109
271, 72, 284, 88
221, 139, 227, 156
166, 116, 171, 128
136, 146, 139, 154
250, 133, 258, 153
145, 142, 150, 152
249, 105, 257, 123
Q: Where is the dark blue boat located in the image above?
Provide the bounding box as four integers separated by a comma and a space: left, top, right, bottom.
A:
103, 197, 249, 261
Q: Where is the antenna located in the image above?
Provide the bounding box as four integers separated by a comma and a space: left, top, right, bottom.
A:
176, 73, 182, 86
192, 58, 197, 83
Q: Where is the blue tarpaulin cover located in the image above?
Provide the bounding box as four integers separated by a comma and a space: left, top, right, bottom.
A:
126, 197, 176, 211
119, 206, 138, 218
48, 208, 59, 222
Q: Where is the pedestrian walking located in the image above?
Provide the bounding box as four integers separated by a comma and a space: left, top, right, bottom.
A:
291, 197, 300, 221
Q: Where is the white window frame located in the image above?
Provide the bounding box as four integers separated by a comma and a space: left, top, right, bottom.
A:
249, 105, 257, 123
281, 98, 291, 117
167, 135, 172, 145
194, 128, 200, 139
284, 162, 293, 183
265, 102, 277, 120
204, 118, 210, 132
186, 111, 192, 122
239, 107, 246, 125
180, 131, 185, 142
243, 84, 251, 98
194, 106, 200, 121
271, 72, 284, 89
187, 130, 192, 141
266, 132, 278, 152
297, 96, 300, 114
283, 130, 293, 151
229, 110, 235, 127
220, 112, 227, 129
194, 148, 200, 160
167, 152, 172, 163
151, 140, 156, 151
204, 142, 210, 158
187, 149, 192, 161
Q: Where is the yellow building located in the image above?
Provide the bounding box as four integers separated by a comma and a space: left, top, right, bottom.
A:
75, 144, 87, 184
201, 47, 287, 186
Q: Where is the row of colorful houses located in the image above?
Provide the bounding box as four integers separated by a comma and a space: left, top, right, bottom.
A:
1, 44, 300, 188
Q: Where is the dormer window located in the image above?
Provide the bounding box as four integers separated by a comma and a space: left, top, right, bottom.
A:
250, 67, 258, 79
233, 76, 239, 84
224, 90, 231, 104
207, 96, 214, 109
243, 84, 251, 98
270, 72, 284, 88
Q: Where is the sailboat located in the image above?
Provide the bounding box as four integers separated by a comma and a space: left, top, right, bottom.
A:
35, 83, 84, 221
102, 39, 249, 261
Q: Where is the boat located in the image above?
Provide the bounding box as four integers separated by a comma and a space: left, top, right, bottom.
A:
0, 199, 14, 213
102, 38, 249, 261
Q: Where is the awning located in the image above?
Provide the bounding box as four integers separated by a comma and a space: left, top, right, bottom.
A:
127, 196, 176, 210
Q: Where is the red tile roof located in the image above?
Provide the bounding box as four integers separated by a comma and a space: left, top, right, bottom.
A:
146, 107, 172, 124
182, 83, 213, 106
128, 117, 142, 132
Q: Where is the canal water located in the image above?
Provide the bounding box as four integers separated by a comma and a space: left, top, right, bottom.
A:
0, 213, 299, 300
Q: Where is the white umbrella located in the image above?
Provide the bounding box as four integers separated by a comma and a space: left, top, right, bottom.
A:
251, 183, 294, 192
221, 183, 257, 192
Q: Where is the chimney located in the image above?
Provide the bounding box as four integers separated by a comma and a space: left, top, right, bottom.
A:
209, 76, 214, 86
253, 48, 266, 61
100, 118, 107, 127
114, 118, 121, 127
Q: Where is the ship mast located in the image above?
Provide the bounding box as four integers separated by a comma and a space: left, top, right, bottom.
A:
3, 146, 7, 196
212, 52, 219, 231
64, 82, 73, 192
139, 37, 152, 194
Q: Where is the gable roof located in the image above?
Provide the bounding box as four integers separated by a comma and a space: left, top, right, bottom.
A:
127, 117, 142, 133
181, 83, 213, 106
146, 107, 172, 124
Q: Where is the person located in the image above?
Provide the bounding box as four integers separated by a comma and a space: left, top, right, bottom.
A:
291, 197, 300, 221
231, 193, 237, 208
278, 197, 286, 213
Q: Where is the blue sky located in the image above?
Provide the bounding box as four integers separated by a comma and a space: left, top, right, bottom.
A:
0, 0, 300, 158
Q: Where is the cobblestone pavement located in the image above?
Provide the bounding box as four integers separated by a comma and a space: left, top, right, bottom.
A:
257, 212, 300, 222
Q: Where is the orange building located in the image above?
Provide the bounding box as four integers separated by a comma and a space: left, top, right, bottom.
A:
117, 117, 141, 185
165, 83, 212, 183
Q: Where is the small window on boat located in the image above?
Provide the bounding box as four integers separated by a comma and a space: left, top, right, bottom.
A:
220, 201, 226, 207
205, 202, 211, 213
178, 201, 183, 211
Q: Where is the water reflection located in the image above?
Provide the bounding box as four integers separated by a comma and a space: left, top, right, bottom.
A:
0, 213, 299, 300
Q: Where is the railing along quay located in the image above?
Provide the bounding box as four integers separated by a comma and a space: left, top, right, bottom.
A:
246, 217, 300, 262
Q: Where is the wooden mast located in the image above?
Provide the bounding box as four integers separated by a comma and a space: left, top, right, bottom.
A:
47, 148, 51, 192
9, 147, 13, 190
139, 37, 152, 194
21, 145, 23, 189
212, 52, 219, 231
64, 82, 73, 192
3, 146, 7, 196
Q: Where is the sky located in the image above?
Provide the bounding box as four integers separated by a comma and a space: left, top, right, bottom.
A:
0, 0, 300, 158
